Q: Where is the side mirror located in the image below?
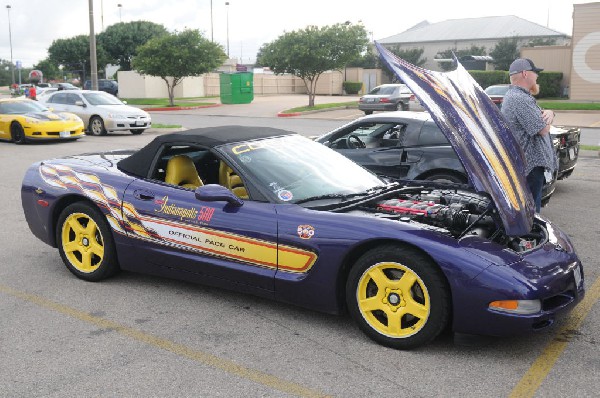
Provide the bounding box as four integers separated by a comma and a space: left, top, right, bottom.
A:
195, 184, 244, 206
75, 100, 86, 107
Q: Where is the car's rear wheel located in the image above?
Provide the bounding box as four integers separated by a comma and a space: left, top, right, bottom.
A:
363, 110, 373, 115
10, 122, 26, 144
346, 245, 449, 349
424, 173, 467, 184
56, 202, 119, 281
130, 129, 145, 135
88, 116, 107, 136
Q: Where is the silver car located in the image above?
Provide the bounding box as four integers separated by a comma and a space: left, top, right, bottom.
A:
358, 84, 412, 115
40, 90, 151, 135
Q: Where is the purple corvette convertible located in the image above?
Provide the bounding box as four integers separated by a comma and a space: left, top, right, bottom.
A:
20, 47, 584, 349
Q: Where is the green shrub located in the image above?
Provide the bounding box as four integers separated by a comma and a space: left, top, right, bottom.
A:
466, 70, 563, 98
343, 81, 363, 94
537, 72, 563, 98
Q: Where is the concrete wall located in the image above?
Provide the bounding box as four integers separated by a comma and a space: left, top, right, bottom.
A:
521, 46, 572, 93
569, 2, 600, 101
118, 71, 205, 98
117, 67, 378, 99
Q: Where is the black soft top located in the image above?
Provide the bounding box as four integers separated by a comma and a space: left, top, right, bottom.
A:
117, 125, 295, 178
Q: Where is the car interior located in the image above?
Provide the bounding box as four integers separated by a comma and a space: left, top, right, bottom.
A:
327, 122, 408, 149
151, 145, 249, 199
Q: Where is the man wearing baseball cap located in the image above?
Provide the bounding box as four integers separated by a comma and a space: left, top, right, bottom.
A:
501, 58, 557, 213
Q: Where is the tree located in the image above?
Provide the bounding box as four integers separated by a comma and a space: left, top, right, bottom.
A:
257, 22, 369, 107
490, 37, 520, 71
0, 59, 12, 86
48, 35, 110, 82
380, 46, 427, 81
435, 45, 487, 71
33, 58, 61, 81
523, 38, 557, 47
98, 21, 168, 71
133, 29, 226, 106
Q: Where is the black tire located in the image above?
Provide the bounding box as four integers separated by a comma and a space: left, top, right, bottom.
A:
88, 116, 107, 136
346, 244, 449, 349
401, 102, 409, 111
56, 202, 120, 281
363, 110, 373, 115
424, 173, 467, 184
130, 129, 145, 135
11, 122, 26, 144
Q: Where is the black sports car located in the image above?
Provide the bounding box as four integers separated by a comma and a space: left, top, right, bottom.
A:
316, 111, 557, 199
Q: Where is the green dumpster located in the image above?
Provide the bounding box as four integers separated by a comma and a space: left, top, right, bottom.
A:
219, 72, 254, 104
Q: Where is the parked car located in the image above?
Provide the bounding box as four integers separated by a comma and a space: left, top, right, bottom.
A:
484, 84, 510, 109
358, 84, 412, 115
52, 82, 81, 91
40, 90, 151, 135
84, 79, 118, 96
408, 93, 425, 111
0, 98, 84, 144
21, 124, 584, 350
316, 111, 557, 200
550, 125, 580, 180
36, 87, 58, 99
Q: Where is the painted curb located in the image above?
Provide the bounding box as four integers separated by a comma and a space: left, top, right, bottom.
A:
144, 104, 221, 112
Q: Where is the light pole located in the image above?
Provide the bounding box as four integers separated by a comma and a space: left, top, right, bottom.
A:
118, 3, 122, 22
6, 5, 15, 85
225, 2, 230, 58
210, 0, 213, 42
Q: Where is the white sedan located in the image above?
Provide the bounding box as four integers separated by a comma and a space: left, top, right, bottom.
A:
40, 90, 151, 135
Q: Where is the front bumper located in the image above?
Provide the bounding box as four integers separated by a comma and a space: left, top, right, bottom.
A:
104, 116, 151, 131
24, 122, 85, 140
452, 219, 585, 336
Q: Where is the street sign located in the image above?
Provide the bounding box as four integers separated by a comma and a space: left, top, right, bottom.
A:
16, 60, 22, 70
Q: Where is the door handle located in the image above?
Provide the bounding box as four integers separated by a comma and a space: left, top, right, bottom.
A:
133, 189, 155, 201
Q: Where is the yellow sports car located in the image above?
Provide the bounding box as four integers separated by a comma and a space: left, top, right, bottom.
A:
0, 98, 85, 144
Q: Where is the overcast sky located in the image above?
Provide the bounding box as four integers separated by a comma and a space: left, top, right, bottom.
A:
0, 0, 589, 68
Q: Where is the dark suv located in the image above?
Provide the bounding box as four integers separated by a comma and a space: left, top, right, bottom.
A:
84, 79, 118, 96
316, 111, 557, 199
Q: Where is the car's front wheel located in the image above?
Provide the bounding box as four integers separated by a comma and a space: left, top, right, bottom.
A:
424, 172, 467, 184
346, 245, 449, 349
88, 116, 107, 136
10, 122, 26, 144
56, 202, 120, 281
130, 129, 145, 135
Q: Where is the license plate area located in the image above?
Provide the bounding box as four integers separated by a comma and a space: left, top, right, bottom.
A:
59, 131, 71, 138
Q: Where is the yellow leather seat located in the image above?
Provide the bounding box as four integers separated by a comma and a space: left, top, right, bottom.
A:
219, 161, 248, 199
165, 155, 203, 189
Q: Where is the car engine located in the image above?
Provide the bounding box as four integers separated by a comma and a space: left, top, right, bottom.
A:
367, 187, 545, 252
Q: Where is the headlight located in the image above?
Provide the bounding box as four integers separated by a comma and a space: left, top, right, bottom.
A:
489, 299, 541, 314
108, 114, 124, 118
24, 117, 41, 124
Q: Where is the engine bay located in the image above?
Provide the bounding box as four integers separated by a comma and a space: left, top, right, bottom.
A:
365, 186, 547, 252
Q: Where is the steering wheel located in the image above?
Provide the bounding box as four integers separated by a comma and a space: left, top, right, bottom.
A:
346, 134, 366, 149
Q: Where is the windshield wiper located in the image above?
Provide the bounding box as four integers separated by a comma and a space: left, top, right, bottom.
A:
294, 192, 369, 205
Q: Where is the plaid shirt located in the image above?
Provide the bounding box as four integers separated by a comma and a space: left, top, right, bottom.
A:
501, 85, 557, 175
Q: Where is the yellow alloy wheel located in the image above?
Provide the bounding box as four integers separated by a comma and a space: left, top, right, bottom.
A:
61, 212, 105, 273
357, 262, 430, 338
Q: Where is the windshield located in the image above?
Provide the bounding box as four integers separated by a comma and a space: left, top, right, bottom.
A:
0, 100, 49, 114
220, 135, 384, 203
82, 92, 123, 106
485, 86, 509, 95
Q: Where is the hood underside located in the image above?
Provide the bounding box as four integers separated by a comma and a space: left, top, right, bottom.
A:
376, 42, 534, 236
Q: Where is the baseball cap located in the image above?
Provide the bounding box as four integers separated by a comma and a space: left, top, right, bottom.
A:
509, 58, 544, 75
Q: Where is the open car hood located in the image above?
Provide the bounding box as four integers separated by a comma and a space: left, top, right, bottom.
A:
376, 42, 534, 236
